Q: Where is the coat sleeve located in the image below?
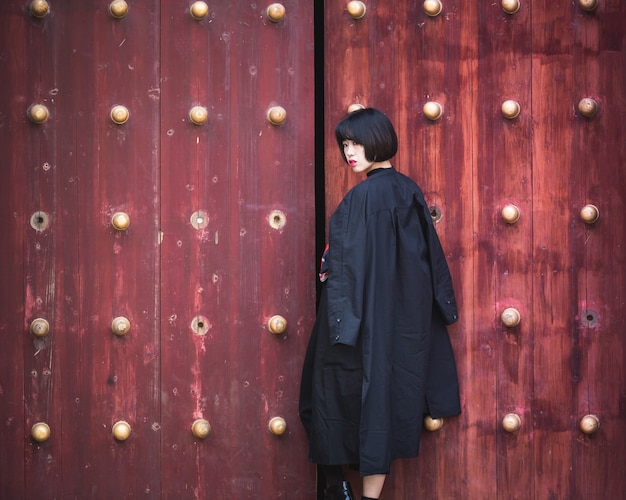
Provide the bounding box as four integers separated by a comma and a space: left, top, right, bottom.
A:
415, 193, 459, 325
325, 192, 368, 347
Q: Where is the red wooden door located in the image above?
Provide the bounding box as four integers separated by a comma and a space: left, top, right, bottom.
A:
0, 2, 162, 497
1, 1, 625, 499
158, 2, 315, 498
323, 0, 625, 498
0, 1, 315, 498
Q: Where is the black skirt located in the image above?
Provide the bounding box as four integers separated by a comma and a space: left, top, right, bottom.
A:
299, 284, 364, 468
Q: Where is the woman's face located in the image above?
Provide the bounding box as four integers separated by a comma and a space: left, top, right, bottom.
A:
342, 140, 375, 174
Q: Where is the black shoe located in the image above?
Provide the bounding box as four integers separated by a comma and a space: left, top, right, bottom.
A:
324, 481, 354, 500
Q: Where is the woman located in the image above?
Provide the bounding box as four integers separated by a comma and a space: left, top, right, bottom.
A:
299, 108, 461, 500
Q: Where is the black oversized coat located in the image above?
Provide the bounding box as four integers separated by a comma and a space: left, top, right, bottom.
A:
299, 167, 461, 476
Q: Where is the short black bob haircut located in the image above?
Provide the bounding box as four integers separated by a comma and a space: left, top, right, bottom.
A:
335, 107, 398, 164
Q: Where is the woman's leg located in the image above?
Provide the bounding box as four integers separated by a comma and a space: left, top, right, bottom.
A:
362, 474, 386, 499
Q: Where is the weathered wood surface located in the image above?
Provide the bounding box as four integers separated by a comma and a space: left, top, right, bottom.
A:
158, 2, 316, 498
531, 1, 626, 498
0, 2, 162, 498
478, 3, 535, 499
0, 5, 28, 499
73, 2, 162, 497
324, 0, 625, 498
0, 1, 315, 497
1, 0, 624, 498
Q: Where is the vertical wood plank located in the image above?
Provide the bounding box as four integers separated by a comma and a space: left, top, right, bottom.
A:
531, 2, 578, 497
570, 1, 626, 497
70, 2, 162, 496
478, 3, 536, 499
0, 4, 29, 497
42, 6, 93, 497
410, 2, 483, 498
160, 4, 228, 496
160, 2, 316, 497
19, 4, 65, 496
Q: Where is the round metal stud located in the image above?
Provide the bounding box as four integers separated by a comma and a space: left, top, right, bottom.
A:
501, 307, 521, 328
501, 0, 520, 14
190, 1, 209, 20
579, 0, 598, 11
112, 420, 131, 441
266, 106, 287, 126
423, 101, 443, 121
580, 204, 599, 224
111, 317, 131, 337
347, 1, 367, 19
191, 418, 212, 438
579, 414, 600, 435
111, 212, 130, 231
268, 416, 287, 435
28, 104, 49, 124
347, 103, 365, 114
31, 422, 51, 442
424, 415, 444, 431
30, 318, 50, 337
268, 209, 286, 230
189, 106, 208, 125
502, 413, 521, 433
501, 204, 521, 224
109, 0, 129, 19
501, 100, 521, 119
423, 0, 443, 17
578, 98, 598, 118
110, 105, 130, 125
267, 315, 287, 335
30, 0, 50, 18
266, 3, 286, 22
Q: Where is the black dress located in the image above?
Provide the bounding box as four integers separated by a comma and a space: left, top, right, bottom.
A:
299, 167, 461, 476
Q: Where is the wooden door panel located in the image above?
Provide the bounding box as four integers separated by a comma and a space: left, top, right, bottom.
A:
159, 2, 316, 498
0, 2, 162, 497
476, 4, 535, 498
323, 0, 626, 498
559, 1, 625, 497
21, 7, 76, 497
74, 2, 162, 497
1, 0, 624, 498
0, 5, 32, 498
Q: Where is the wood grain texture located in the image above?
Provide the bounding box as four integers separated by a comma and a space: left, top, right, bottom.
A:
0, 2, 162, 497
325, 0, 626, 499
477, 3, 535, 499
19, 5, 66, 498
0, 0, 624, 498
0, 4, 28, 498
74, 2, 162, 497
159, 2, 316, 498
532, 2, 588, 498
567, 1, 625, 498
